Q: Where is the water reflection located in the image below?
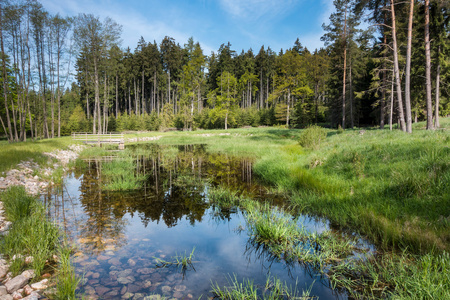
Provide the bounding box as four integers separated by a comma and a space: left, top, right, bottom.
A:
45, 144, 346, 299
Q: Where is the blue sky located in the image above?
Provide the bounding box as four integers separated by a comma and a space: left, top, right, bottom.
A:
41, 0, 334, 55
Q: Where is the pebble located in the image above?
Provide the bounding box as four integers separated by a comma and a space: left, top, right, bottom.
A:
0, 144, 85, 195
0, 145, 85, 300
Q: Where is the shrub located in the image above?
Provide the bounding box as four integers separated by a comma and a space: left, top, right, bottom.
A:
298, 125, 327, 149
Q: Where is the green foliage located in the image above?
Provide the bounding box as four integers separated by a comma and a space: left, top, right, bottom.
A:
1, 186, 35, 222
211, 274, 312, 299
116, 112, 161, 132
160, 103, 175, 129
329, 252, 450, 299
298, 125, 327, 149
101, 158, 147, 191
65, 105, 89, 134
55, 243, 81, 299
0, 137, 75, 174
0, 186, 60, 277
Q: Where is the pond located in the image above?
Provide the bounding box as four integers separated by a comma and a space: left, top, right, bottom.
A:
44, 144, 349, 299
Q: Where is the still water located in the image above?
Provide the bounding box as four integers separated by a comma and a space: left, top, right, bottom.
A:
45, 144, 347, 299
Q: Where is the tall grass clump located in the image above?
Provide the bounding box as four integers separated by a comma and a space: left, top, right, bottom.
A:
211, 274, 313, 299
101, 158, 147, 191
0, 186, 60, 277
55, 243, 80, 299
1, 185, 35, 222
208, 186, 247, 209
298, 125, 327, 150
246, 204, 300, 250
0, 186, 80, 297
328, 251, 450, 299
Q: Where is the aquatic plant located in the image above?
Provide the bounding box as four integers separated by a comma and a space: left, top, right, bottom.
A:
154, 248, 196, 278
211, 274, 315, 299
101, 158, 147, 191
55, 242, 81, 300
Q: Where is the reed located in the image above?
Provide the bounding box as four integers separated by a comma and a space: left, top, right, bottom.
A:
211, 274, 314, 299
0, 186, 78, 291
55, 242, 81, 299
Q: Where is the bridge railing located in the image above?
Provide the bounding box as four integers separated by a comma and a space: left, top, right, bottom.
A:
71, 132, 124, 146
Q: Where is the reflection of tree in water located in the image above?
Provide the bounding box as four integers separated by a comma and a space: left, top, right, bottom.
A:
71, 144, 275, 250
124, 144, 260, 227
77, 160, 129, 255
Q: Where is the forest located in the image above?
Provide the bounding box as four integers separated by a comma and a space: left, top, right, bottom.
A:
0, 0, 449, 142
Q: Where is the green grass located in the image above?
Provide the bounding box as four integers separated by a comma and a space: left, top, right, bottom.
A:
0, 186, 79, 296
101, 157, 147, 191
55, 242, 81, 300
211, 274, 314, 300
0, 137, 76, 174
1, 119, 449, 299
0, 186, 60, 277
1, 185, 35, 222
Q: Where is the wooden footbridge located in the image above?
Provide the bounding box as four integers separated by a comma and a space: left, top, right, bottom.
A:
72, 132, 125, 150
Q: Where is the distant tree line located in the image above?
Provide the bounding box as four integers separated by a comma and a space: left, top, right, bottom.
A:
1, 0, 449, 141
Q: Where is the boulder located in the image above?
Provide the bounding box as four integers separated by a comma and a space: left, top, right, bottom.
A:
5, 275, 28, 293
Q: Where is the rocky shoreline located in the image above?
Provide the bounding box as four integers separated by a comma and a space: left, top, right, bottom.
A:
0, 144, 85, 300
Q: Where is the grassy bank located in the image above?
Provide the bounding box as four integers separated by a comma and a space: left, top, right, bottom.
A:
123, 120, 449, 254
1, 119, 448, 298
0, 186, 79, 299
0, 137, 75, 174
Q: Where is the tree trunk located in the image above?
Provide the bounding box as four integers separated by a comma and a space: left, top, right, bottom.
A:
435, 48, 440, 128
349, 57, 354, 129
342, 6, 347, 130
424, 0, 433, 130
116, 74, 119, 117
404, 0, 414, 133
390, 0, 406, 131
390, 69, 394, 131
0, 3, 13, 142
142, 70, 146, 114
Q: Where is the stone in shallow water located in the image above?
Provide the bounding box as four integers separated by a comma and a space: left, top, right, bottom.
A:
117, 276, 135, 285
95, 286, 110, 296
117, 269, 133, 278
105, 289, 119, 297
83, 285, 96, 295
174, 285, 186, 292
144, 295, 161, 300
132, 293, 145, 300
161, 285, 172, 294
108, 257, 121, 266
87, 279, 99, 285
128, 258, 136, 266
136, 268, 153, 275
97, 255, 110, 261
122, 292, 134, 299
173, 291, 183, 298
142, 280, 152, 288
127, 283, 141, 293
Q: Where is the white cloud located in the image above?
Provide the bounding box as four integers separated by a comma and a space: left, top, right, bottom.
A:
218, 0, 297, 21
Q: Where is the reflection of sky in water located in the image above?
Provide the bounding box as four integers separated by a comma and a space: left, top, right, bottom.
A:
48, 146, 348, 299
